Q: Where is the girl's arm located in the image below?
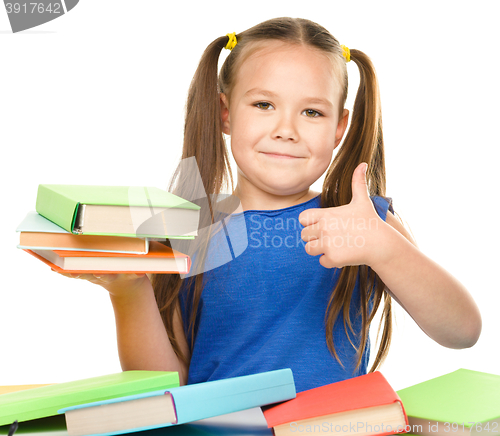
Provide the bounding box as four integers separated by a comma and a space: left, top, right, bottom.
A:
370, 213, 481, 349
57, 273, 189, 385
107, 275, 190, 385
299, 163, 481, 349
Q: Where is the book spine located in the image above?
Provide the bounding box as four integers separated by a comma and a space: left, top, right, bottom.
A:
397, 399, 409, 431
36, 185, 79, 233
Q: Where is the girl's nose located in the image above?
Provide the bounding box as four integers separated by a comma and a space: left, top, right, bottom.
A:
272, 113, 299, 142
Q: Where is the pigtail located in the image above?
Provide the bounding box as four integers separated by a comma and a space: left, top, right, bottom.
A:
152, 35, 235, 365
324, 49, 385, 204
182, 35, 234, 201
322, 48, 392, 373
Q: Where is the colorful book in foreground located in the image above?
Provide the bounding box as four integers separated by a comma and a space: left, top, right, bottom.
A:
262, 372, 408, 436
17, 212, 150, 254
36, 184, 200, 238
60, 369, 296, 436
0, 371, 179, 426
24, 240, 191, 274
396, 368, 500, 436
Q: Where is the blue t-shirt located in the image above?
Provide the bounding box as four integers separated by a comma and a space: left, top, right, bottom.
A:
179, 194, 393, 392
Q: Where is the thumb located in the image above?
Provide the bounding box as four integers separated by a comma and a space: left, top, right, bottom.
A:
351, 162, 370, 203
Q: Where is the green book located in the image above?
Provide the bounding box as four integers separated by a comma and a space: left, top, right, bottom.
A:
0, 371, 179, 426
35, 185, 201, 239
397, 368, 500, 436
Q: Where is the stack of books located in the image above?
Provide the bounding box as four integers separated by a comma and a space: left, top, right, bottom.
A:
0, 370, 409, 436
0, 369, 296, 435
16, 184, 202, 274
3, 366, 499, 436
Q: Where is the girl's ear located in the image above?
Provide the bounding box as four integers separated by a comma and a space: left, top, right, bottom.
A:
334, 109, 349, 148
220, 93, 231, 135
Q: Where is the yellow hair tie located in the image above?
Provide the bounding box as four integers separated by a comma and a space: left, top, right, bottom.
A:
225, 32, 238, 51
341, 45, 351, 62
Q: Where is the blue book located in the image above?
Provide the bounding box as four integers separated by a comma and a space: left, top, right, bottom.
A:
59, 369, 296, 436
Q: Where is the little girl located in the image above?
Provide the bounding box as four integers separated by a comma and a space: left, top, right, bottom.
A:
61, 17, 481, 392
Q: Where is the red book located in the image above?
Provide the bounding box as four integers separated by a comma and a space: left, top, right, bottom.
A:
23, 241, 191, 274
262, 372, 408, 436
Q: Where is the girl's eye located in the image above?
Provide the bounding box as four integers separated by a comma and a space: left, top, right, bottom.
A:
255, 102, 273, 110
303, 109, 322, 118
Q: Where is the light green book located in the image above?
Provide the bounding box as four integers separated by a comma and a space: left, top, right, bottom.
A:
396, 369, 500, 436
0, 371, 179, 426
35, 185, 200, 239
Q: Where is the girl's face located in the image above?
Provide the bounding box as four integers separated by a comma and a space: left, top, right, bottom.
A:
221, 41, 348, 204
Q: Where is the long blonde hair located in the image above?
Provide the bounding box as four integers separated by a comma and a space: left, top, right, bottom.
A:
153, 17, 392, 373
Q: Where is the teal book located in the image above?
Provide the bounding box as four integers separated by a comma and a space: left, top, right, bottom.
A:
35, 185, 200, 239
17, 211, 150, 254
397, 368, 500, 436
0, 371, 179, 426
59, 369, 296, 436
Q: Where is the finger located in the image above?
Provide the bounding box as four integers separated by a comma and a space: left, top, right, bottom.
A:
92, 273, 144, 283
298, 208, 323, 227
75, 273, 100, 280
90, 273, 120, 283
351, 162, 370, 203
318, 254, 338, 269
304, 239, 324, 257
301, 224, 321, 242
66, 273, 104, 281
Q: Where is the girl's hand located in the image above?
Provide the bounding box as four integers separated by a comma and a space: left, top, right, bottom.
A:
53, 270, 150, 299
299, 162, 390, 269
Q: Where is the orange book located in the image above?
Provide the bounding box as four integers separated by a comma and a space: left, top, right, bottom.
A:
262, 372, 408, 436
20, 232, 149, 254
24, 241, 191, 274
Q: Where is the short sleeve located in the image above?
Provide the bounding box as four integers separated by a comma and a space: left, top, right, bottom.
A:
370, 196, 394, 222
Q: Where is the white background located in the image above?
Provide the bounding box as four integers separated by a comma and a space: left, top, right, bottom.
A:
1, 1, 499, 392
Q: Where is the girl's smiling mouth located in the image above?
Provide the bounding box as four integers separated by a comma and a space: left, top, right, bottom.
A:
260, 151, 303, 159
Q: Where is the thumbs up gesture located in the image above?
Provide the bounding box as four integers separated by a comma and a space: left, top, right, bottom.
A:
298, 163, 387, 269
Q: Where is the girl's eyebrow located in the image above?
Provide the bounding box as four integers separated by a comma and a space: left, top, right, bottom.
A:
244, 88, 333, 108
304, 97, 333, 108
244, 88, 278, 99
